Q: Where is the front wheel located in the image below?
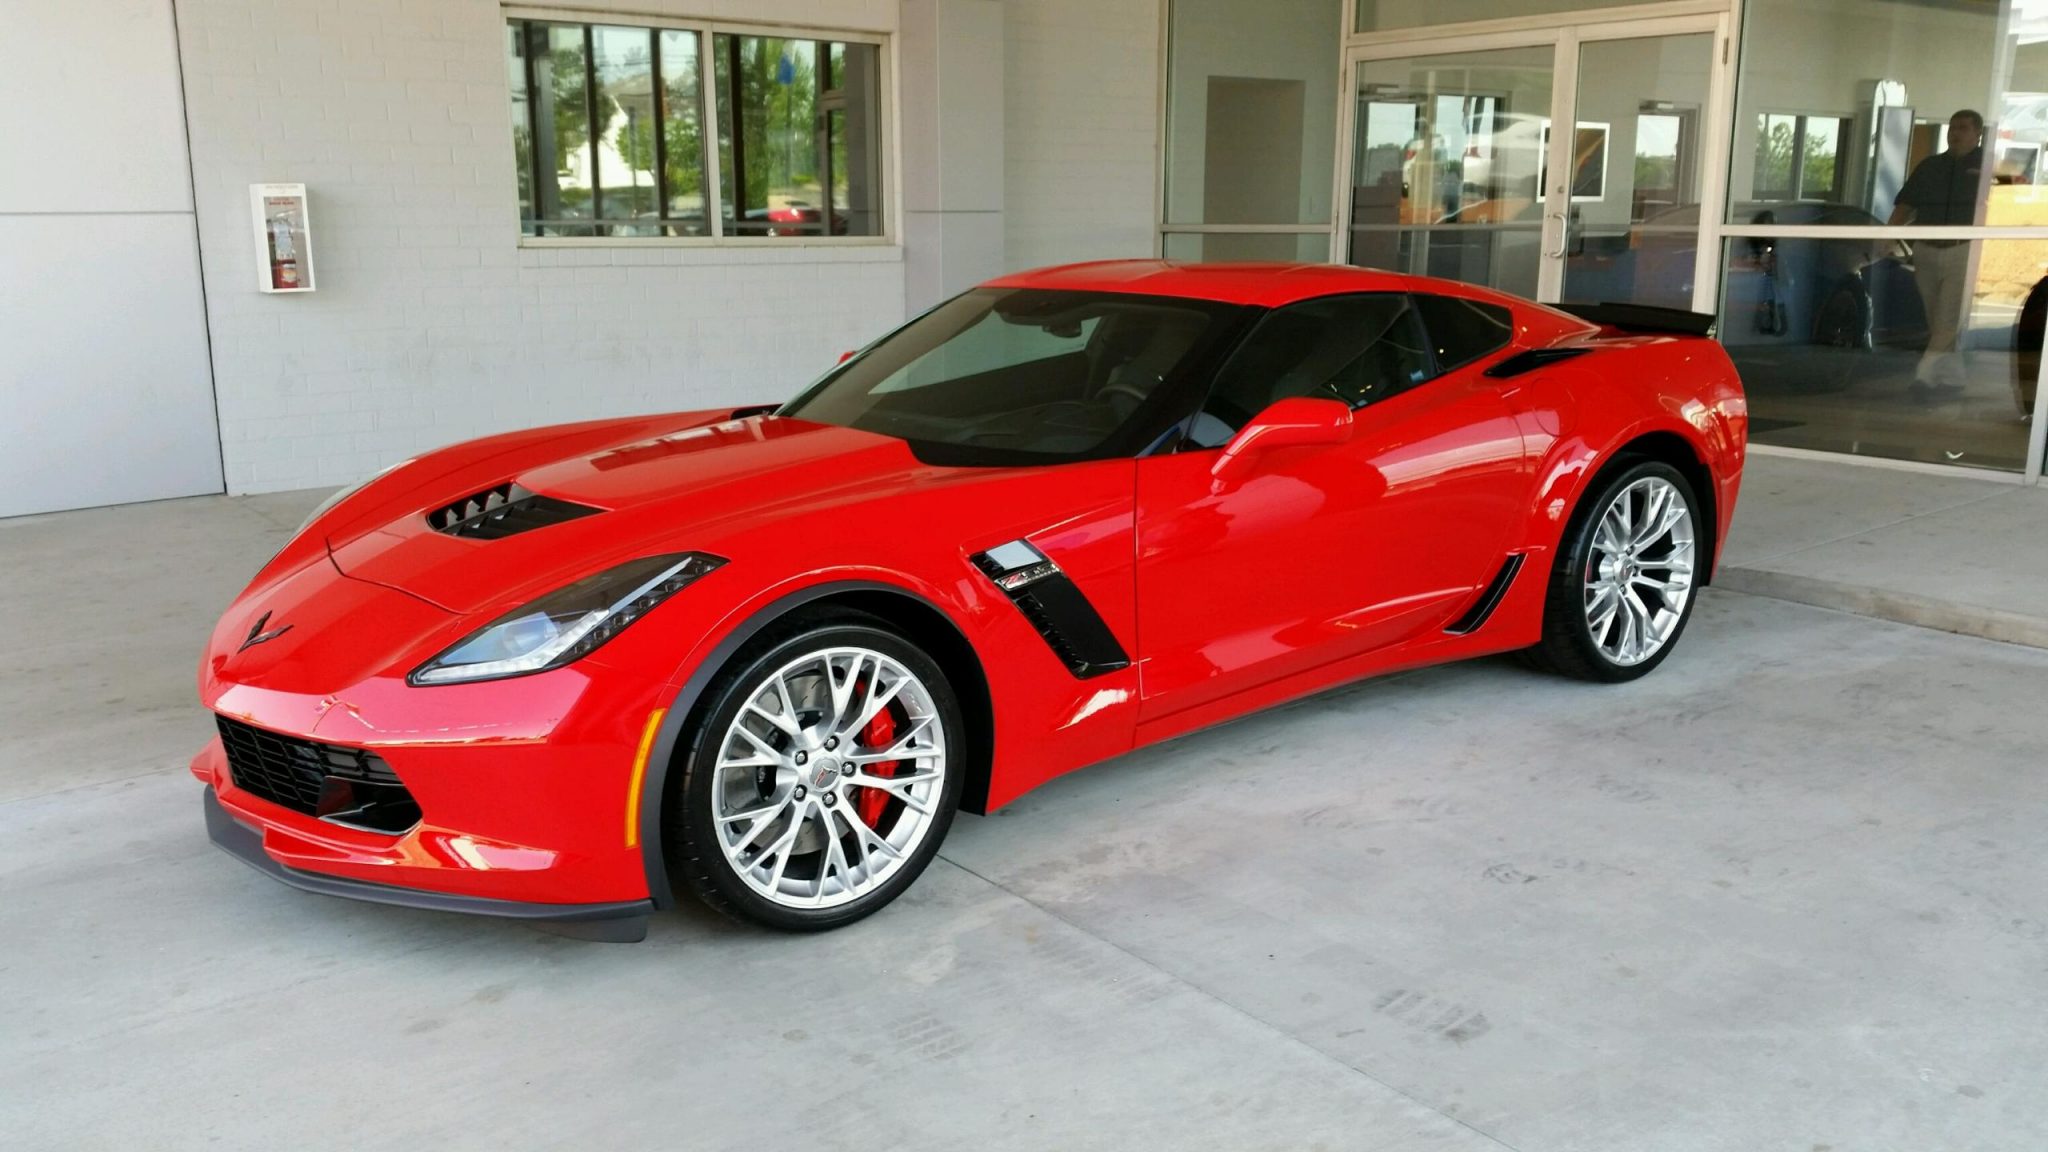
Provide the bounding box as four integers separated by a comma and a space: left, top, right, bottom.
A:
1527, 460, 1702, 682
669, 613, 964, 931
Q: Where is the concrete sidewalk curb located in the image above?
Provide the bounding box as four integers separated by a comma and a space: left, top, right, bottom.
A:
1718, 567, 2048, 651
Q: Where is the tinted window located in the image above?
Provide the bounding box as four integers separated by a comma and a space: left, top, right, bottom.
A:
1414, 295, 1513, 370
1188, 294, 1432, 446
784, 288, 1246, 464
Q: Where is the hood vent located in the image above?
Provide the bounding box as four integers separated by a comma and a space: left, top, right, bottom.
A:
426, 482, 601, 540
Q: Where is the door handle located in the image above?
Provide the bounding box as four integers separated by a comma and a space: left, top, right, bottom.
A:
1546, 211, 1569, 259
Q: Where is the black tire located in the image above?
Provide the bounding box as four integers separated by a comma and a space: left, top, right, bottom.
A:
1812, 283, 1872, 393
667, 610, 965, 931
1525, 459, 1702, 683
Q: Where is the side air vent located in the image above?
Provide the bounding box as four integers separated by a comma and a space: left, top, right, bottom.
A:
970, 541, 1130, 679
1484, 348, 1590, 379
1445, 554, 1526, 635
426, 483, 601, 540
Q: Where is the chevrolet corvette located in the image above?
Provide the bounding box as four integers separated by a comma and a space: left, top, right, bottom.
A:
194, 260, 1747, 940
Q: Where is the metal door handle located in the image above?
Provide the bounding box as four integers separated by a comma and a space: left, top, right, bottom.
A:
1546, 212, 1569, 259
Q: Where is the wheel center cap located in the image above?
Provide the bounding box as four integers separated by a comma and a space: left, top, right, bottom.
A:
808, 758, 841, 790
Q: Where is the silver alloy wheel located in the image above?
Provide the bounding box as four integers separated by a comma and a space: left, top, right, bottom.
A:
712, 645, 946, 910
1583, 475, 1696, 667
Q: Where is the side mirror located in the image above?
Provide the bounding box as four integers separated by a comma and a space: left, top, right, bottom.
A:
1211, 397, 1353, 480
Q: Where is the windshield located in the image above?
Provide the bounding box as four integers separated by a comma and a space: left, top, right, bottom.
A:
781, 288, 1250, 464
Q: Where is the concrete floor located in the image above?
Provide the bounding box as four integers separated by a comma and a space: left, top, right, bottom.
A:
4, 487, 2047, 1150
1721, 453, 2048, 649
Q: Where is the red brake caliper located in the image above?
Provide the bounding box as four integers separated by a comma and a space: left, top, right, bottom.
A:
856, 698, 897, 829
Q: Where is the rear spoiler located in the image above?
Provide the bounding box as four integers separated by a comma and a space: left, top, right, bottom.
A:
1559, 302, 1717, 338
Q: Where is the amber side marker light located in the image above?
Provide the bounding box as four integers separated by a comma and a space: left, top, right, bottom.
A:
625, 707, 668, 847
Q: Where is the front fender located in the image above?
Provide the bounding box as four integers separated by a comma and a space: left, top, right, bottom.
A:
615, 561, 1141, 909
624, 577, 972, 909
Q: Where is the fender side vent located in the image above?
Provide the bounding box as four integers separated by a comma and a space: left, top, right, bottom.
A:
427, 483, 601, 540
1446, 554, 1526, 635
1484, 348, 1590, 379
971, 543, 1131, 679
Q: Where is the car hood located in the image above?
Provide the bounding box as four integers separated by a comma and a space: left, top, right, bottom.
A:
324, 411, 938, 614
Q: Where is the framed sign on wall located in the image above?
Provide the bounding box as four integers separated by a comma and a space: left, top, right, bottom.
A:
250, 184, 315, 293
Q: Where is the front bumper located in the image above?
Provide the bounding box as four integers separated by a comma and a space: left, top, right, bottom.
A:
204, 787, 651, 941
195, 634, 677, 930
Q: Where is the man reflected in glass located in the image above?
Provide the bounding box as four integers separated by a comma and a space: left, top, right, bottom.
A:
1888, 110, 1986, 403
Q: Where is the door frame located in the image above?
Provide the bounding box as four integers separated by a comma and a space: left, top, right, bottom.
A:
1331, 10, 1735, 312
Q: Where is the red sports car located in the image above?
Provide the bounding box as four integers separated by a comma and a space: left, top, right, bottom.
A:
194, 261, 1746, 940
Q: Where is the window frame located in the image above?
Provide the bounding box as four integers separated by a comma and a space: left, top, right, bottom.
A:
504, 7, 896, 248
1747, 110, 1849, 203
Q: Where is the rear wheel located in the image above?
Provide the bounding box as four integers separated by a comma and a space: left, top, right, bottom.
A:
669, 613, 963, 931
1527, 460, 1701, 682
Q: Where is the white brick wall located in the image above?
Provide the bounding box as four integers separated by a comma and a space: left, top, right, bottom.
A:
1000, 0, 1161, 271
176, 0, 908, 493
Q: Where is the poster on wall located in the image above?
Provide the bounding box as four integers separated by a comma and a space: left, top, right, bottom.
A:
1537, 122, 1612, 203
1570, 123, 1610, 202
250, 184, 315, 293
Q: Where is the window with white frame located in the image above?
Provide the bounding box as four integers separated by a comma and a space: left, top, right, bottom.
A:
505, 16, 886, 240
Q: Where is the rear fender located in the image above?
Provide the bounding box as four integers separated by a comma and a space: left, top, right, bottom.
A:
1512, 338, 1744, 576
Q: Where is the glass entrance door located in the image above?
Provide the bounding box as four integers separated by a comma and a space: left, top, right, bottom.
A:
1342, 16, 1728, 311
1557, 31, 1717, 309
1348, 45, 1555, 298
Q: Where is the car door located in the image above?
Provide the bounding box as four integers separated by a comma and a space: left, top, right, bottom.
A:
1132, 292, 1530, 723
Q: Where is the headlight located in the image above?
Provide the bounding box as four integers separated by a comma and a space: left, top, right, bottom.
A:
408, 552, 725, 686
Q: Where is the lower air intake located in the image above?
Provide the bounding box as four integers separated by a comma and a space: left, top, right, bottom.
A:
215, 715, 421, 835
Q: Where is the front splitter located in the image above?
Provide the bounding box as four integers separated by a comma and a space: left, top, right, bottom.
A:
203, 788, 652, 942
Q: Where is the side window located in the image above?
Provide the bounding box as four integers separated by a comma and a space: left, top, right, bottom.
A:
1187, 295, 1432, 448
1413, 295, 1513, 372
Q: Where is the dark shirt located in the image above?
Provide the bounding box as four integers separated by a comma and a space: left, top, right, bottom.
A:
1896, 146, 1984, 225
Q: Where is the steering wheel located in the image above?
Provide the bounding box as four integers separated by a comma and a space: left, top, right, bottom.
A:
1096, 370, 1161, 413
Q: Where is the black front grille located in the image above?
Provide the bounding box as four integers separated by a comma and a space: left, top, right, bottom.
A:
427, 482, 601, 540
216, 716, 420, 834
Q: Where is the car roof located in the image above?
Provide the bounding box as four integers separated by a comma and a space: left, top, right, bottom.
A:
982, 260, 1526, 310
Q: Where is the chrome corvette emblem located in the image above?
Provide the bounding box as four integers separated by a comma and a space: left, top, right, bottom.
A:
239, 611, 293, 652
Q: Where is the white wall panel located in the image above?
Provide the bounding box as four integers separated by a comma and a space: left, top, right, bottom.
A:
0, 0, 195, 214
1, 0, 221, 517
0, 216, 222, 517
